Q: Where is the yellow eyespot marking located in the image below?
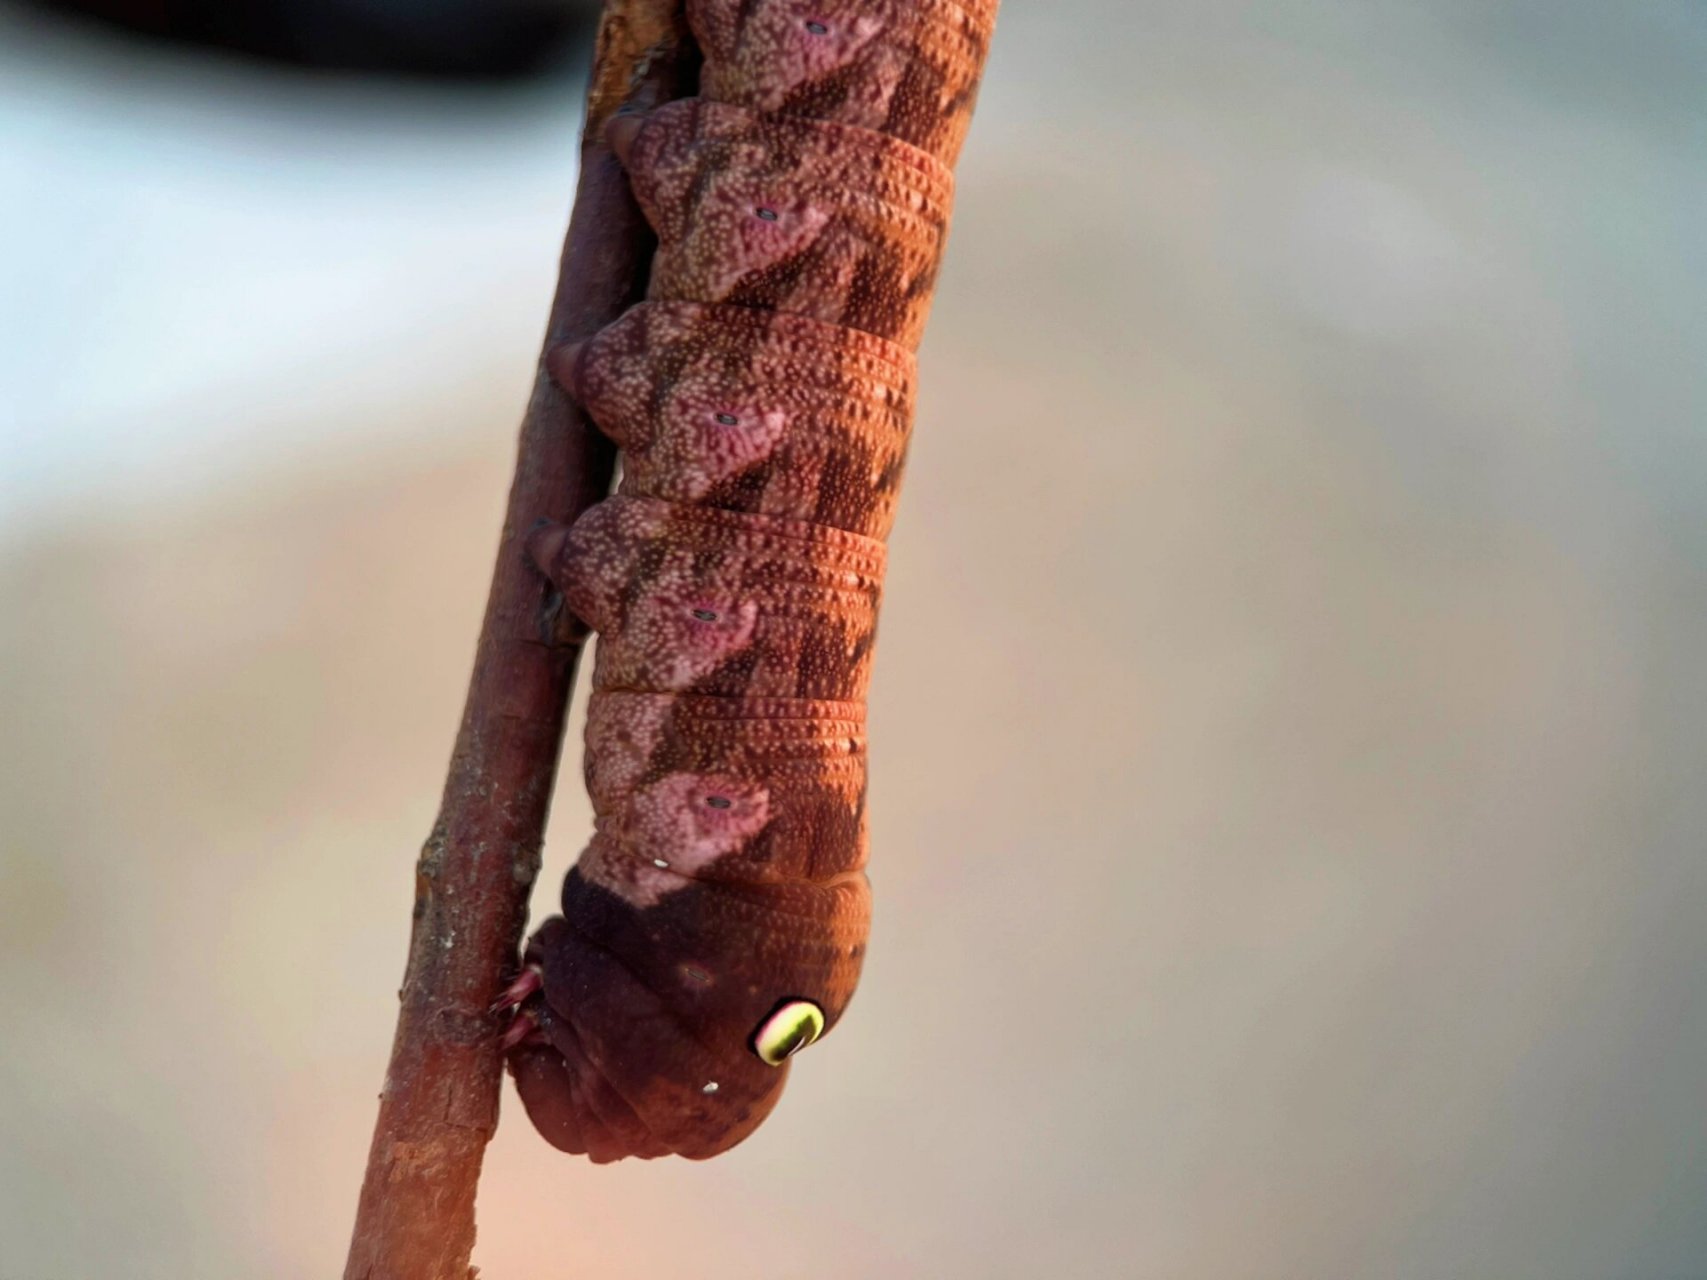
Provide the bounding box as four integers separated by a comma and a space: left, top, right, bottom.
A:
751, 999, 825, 1066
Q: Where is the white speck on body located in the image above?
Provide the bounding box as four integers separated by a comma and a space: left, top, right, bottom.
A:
702, 1082, 719, 1094
654, 858, 670, 868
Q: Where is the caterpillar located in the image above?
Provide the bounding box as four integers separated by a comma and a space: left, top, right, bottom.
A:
496, 0, 998, 1161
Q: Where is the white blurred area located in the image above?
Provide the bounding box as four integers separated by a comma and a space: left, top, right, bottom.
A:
0, 3, 585, 533
5, 2, 1707, 1278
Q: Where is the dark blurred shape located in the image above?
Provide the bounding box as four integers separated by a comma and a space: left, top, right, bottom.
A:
23, 0, 596, 77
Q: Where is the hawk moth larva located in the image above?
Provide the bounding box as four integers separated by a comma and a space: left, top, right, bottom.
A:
500, 0, 998, 1162
553, 303, 915, 539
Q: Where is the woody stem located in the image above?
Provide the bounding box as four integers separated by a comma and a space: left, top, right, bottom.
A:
341, 4, 692, 1277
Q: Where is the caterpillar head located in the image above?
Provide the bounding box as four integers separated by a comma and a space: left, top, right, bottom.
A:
508, 888, 852, 1161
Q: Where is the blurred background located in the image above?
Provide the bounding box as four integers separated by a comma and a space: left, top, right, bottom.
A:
3, 1, 1706, 1276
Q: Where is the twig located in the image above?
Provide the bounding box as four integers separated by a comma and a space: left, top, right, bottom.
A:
343, 5, 691, 1276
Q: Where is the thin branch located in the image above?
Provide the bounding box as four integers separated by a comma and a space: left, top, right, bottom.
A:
343, 5, 692, 1277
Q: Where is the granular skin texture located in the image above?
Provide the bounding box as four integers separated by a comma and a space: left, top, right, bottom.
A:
549, 302, 915, 538
509, 0, 997, 1161
691, 0, 997, 166
538, 495, 885, 700
625, 98, 954, 348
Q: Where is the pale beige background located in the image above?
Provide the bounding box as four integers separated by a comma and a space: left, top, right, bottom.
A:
4, 2, 1706, 1277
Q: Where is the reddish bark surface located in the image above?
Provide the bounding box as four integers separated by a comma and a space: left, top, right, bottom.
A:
343, 5, 693, 1277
